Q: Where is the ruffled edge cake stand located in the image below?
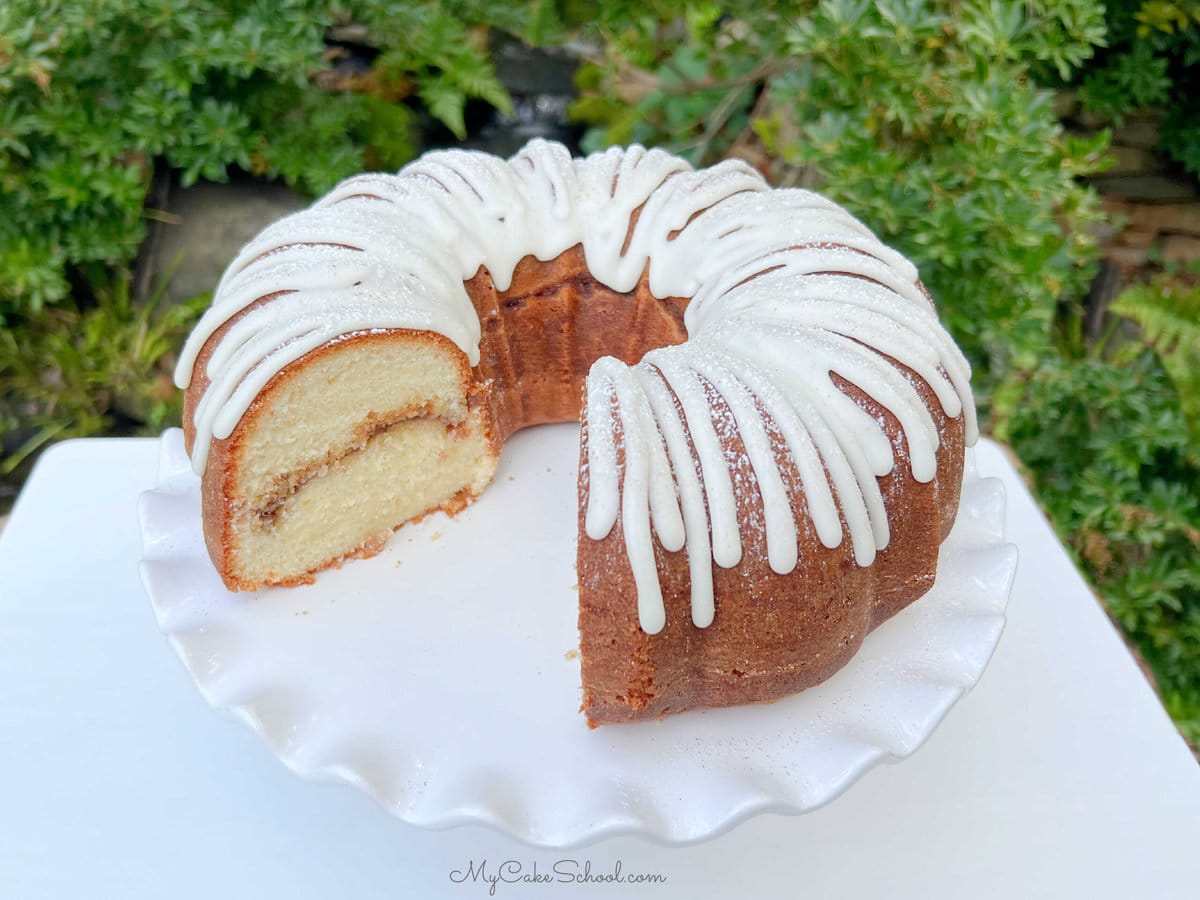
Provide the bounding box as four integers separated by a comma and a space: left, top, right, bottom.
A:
139, 424, 1016, 847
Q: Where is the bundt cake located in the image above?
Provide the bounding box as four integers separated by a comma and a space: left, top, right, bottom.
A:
175, 138, 978, 726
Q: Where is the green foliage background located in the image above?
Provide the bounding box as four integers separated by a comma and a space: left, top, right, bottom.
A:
1, 1, 1197, 745
1075, 0, 1200, 176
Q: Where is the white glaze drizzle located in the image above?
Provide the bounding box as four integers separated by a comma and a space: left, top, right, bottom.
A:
177, 139, 977, 634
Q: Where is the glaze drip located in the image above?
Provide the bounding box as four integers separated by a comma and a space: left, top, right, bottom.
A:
177, 139, 977, 633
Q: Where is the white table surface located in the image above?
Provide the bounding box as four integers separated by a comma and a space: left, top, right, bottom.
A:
1, 437, 1198, 899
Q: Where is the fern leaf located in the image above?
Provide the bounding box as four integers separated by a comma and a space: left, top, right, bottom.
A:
418, 75, 468, 139
1111, 278, 1200, 446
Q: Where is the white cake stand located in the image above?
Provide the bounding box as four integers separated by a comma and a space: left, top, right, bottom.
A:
139, 424, 1016, 847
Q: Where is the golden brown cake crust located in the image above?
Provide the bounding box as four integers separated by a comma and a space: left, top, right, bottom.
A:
463, 245, 689, 441
577, 362, 965, 726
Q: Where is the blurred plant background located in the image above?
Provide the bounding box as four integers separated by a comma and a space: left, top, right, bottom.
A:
1, 1, 1197, 746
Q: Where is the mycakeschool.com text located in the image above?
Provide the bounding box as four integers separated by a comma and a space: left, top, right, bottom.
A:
449, 859, 667, 894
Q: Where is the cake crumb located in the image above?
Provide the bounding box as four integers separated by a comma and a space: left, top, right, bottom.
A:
570, 582, 580, 592
564, 648, 579, 661
430, 531, 442, 542
507, 475, 515, 481
394, 559, 403, 568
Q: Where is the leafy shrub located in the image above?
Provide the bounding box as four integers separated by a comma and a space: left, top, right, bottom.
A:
574, 0, 1109, 412
0, 0, 533, 317
0, 275, 208, 478
1076, 0, 1200, 177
